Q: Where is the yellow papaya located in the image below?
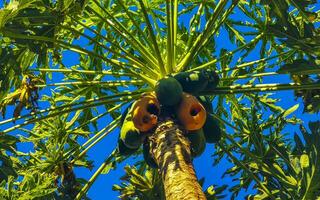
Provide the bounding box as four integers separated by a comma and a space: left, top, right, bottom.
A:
177, 93, 207, 131
132, 93, 160, 132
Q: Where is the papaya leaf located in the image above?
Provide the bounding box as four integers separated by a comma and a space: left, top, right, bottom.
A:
283, 104, 299, 118
278, 59, 320, 75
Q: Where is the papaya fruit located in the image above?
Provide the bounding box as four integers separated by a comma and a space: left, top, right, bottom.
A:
131, 93, 160, 132
118, 139, 139, 156
143, 139, 158, 168
186, 129, 206, 158
120, 103, 143, 149
202, 69, 220, 90
197, 96, 213, 113
173, 71, 208, 95
202, 114, 222, 143
155, 76, 183, 106
120, 120, 142, 149
120, 103, 133, 126
177, 93, 207, 131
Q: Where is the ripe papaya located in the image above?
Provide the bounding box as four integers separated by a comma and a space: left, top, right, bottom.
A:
155, 76, 183, 106
177, 93, 207, 131
173, 71, 208, 95
202, 69, 220, 90
186, 129, 206, 158
131, 93, 160, 132
197, 96, 213, 113
143, 139, 158, 168
202, 114, 222, 143
118, 139, 139, 156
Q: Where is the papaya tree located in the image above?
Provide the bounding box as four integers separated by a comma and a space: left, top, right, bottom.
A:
0, 0, 320, 199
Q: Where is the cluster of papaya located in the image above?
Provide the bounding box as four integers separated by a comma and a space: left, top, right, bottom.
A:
117, 69, 221, 167
173, 68, 220, 95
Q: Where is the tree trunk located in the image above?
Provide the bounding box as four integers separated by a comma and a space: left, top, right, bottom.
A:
149, 120, 206, 200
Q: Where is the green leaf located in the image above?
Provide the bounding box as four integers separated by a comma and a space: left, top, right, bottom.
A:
300, 154, 309, 168
283, 104, 299, 118
278, 59, 320, 75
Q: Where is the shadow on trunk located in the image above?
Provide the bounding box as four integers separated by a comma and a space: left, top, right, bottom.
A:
149, 119, 207, 200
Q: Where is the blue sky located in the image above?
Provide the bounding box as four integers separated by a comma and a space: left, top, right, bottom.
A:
1, 1, 320, 199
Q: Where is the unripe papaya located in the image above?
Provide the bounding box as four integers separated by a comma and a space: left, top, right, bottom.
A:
120, 103, 143, 149
120, 103, 133, 126
203, 114, 222, 143
197, 96, 213, 113
173, 71, 208, 95
155, 76, 183, 106
143, 140, 158, 168
186, 129, 206, 158
118, 139, 139, 156
202, 69, 220, 90
120, 120, 142, 149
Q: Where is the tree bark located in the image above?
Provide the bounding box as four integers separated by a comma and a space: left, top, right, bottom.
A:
149, 120, 206, 200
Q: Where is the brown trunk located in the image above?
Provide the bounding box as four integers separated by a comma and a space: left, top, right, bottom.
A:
149, 120, 206, 200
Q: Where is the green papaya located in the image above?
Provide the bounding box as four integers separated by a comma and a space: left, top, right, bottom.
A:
120, 103, 133, 126
173, 71, 208, 95
186, 129, 206, 158
120, 103, 143, 149
155, 76, 183, 106
202, 114, 221, 143
120, 120, 142, 149
118, 139, 139, 156
143, 139, 158, 168
197, 96, 213, 113
201, 69, 220, 90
